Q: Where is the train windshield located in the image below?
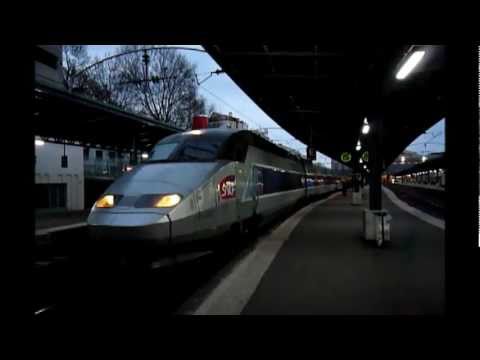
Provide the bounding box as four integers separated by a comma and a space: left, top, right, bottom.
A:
175, 140, 221, 161
148, 133, 225, 162
150, 142, 179, 160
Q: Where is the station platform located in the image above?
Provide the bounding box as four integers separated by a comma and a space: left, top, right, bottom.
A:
194, 187, 445, 315
35, 210, 89, 236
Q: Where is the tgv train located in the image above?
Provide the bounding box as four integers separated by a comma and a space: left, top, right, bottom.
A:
87, 129, 342, 254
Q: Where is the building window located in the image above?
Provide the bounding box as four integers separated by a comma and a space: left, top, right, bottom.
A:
109, 151, 116, 160
83, 148, 89, 160
96, 150, 103, 160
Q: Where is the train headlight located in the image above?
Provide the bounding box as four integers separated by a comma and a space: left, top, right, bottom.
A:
154, 194, 182, 208
135, 194, 182, 208
95, 195, 116, 208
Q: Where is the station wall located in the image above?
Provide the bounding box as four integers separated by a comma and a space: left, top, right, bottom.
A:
35, 45, 65, 90
35, 141, 84, 211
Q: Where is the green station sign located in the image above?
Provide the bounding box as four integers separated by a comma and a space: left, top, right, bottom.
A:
341, 152, 352, 163
362, 151, 369, 162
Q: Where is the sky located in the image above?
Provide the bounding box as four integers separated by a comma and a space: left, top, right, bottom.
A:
405, 118, 445, 155
86, 45, 445, 165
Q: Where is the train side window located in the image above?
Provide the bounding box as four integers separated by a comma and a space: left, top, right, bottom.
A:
262, 168, 276, 194
260, 167, 303, 195
253, 167, 264, 196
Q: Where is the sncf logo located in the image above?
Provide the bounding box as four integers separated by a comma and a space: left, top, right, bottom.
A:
219, 175, 236, 200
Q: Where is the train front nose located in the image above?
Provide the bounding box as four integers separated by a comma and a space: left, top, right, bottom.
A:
85, 161, 208, 254
87, 210, 172, 252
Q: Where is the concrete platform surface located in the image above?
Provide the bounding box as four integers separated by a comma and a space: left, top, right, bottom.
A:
35, 210, 89, 230
241, 189, 445, 315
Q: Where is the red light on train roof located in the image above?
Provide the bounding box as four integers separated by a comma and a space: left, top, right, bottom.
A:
192, 115, 209, 130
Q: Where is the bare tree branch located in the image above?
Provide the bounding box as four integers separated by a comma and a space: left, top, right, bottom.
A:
62, 44, 216, 130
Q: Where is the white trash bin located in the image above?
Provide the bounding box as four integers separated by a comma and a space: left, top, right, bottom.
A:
375, 211, 392, 247
363, 209, 392, 247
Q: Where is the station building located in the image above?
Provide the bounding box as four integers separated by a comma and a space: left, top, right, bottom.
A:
208, 112, 248, 129
34, 45, 181, 212
35, 139, 134, 211
35, 45, 64, 89
35, 139, 84, 211
34, 45, 84, 211
34, 45, 133, 211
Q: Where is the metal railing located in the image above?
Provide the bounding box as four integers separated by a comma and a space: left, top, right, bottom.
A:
84, 161, 125, 179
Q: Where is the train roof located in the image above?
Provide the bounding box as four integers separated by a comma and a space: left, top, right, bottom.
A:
158, 128, 306, 162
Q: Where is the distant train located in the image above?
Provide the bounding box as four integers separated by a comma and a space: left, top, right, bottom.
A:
87, 129, 342, 255
391, 169, 445, 189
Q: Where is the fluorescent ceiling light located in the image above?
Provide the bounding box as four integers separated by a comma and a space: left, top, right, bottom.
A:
361, 118, 370, 134
396, 50, 425, 80
356, 140, 361, 151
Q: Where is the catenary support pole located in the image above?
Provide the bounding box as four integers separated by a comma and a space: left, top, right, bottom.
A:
369, 115, 383, 210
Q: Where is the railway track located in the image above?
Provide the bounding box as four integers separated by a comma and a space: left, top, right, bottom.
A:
33, 233, 257, 319
384, 184, 444, 220
33, 191, 338, 320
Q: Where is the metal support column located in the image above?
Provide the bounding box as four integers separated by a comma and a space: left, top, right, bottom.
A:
351, 152, 362, 204
369, 116, 383, 210
352, 157, 360, 192
362, 114, 391, 246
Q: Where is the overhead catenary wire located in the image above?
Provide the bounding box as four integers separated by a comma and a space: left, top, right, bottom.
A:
410, 130, 444, 146
408, 129, 445, 153
84, 49, 333, 165
409, 119, 445, 147
73, 46, 207, 80
199, 86, 330, 163
271, 138, 332, 162
198, 84, 263, 130
408, 142, 445, 147
80, 49, 321, 158
423, 130, 444, 143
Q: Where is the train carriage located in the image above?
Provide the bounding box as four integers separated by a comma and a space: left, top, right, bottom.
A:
87, 128, 340, 255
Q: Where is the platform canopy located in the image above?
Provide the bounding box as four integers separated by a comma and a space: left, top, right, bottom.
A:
203, 44, 446, 168
33, 81, 181, 152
